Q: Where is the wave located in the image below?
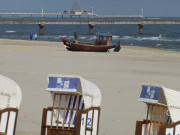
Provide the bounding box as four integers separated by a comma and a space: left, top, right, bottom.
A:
119, 35, 180, 42
156, 44, 163, 47
59, 35, 67, 38
89, 36, 96, 40
112, 35, 120, 40
120, 36, 134, 40
79, 36, 87, 39
5, 30, 16, 33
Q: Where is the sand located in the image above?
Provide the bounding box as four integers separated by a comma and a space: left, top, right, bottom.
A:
0, 39, 180, 135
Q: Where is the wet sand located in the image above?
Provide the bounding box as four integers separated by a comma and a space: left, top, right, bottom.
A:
0, 39, 180, 135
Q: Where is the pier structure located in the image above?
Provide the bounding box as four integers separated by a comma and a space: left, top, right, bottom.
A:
1, 12, 180, 34
38, 23, 45, 35
88, 23, 95, 34
138, 23, 144, 34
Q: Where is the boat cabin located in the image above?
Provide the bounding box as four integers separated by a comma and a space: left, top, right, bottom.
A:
95, 33, 113, 46
41, 75, 101, 135
135, 84, 180, 135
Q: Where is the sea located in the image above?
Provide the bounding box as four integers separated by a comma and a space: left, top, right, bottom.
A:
0, 24, 180, 52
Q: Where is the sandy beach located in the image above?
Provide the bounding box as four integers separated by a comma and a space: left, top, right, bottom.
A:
0, 39, 180, 135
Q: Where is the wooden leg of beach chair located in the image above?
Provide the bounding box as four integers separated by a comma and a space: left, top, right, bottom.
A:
41, 108, 47, 135
135, 121, 143, 135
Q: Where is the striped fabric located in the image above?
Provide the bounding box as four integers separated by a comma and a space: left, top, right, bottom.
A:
64, 95, 84, 126
167, 115, 172, 124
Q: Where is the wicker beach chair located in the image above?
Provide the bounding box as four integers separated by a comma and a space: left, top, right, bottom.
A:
41, 75, 101, 135
0, 75, 22, 135
135, 85, 180, 135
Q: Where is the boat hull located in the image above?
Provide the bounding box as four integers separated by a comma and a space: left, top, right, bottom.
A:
62, 39, 121, 52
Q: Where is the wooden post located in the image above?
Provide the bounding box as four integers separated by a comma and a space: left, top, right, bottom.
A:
138, 23, 144, 34
135, 121, 143, 135
74, 32, 78, 43
38, 23, 45, 35
89, 23, 94, 34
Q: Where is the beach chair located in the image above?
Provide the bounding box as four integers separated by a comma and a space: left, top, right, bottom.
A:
41, 75, 101, 135
0, 74, 22, 135
135, 85, 180, 135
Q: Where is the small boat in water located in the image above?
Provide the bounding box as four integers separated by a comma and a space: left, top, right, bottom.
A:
61, 32, 121, 52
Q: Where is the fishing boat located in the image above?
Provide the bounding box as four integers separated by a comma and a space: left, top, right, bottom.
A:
61, 32, 121, 52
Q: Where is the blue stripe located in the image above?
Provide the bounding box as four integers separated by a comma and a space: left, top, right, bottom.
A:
167, 116, 172, 124
81, 102, 84, 109
62, 95, 85, 126
65, 95, 72, 123
73, 96, 77, 108
78, 96, 82, 109
167, 116, 170, 123
70, 96, 77, 123
73, 114, 76, 125
69, 96, 77, 125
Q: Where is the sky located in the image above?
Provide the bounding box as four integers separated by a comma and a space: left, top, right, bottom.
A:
1, 0, 180, 17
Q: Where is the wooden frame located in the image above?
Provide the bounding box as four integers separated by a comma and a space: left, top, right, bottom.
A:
135, 104, 167, 135
0, 108, 18, 135
41, 92, 101, 135
41, 93, 83, 135
158, 121, 180, 135
41, 107, 76, 135
41, 107, 101, 135
75, 107, 100, 135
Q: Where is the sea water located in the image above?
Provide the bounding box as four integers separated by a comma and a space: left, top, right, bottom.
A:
0, 24, 180, 52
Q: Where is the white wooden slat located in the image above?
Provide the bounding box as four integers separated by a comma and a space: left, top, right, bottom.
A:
80, 114, 87, 135
92, 110, 99, 135
0, 112, 8, 133
7, 111, 16, 135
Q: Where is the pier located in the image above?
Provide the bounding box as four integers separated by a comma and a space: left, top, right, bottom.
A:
1, 16, 180, 25
1, 12, 180, 34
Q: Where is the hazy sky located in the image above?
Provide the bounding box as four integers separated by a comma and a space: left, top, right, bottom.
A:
1, 0, 180, 17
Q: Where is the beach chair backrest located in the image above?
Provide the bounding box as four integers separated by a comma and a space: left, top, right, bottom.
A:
50, 93, 84, 128
141, 104, 168, 135
0, 108, 18, 135
41, 93, 85, 135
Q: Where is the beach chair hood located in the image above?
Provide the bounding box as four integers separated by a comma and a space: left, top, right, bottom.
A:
139, 84, 180, 123
47, 74, 101, 109
0, 74, 22, 110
